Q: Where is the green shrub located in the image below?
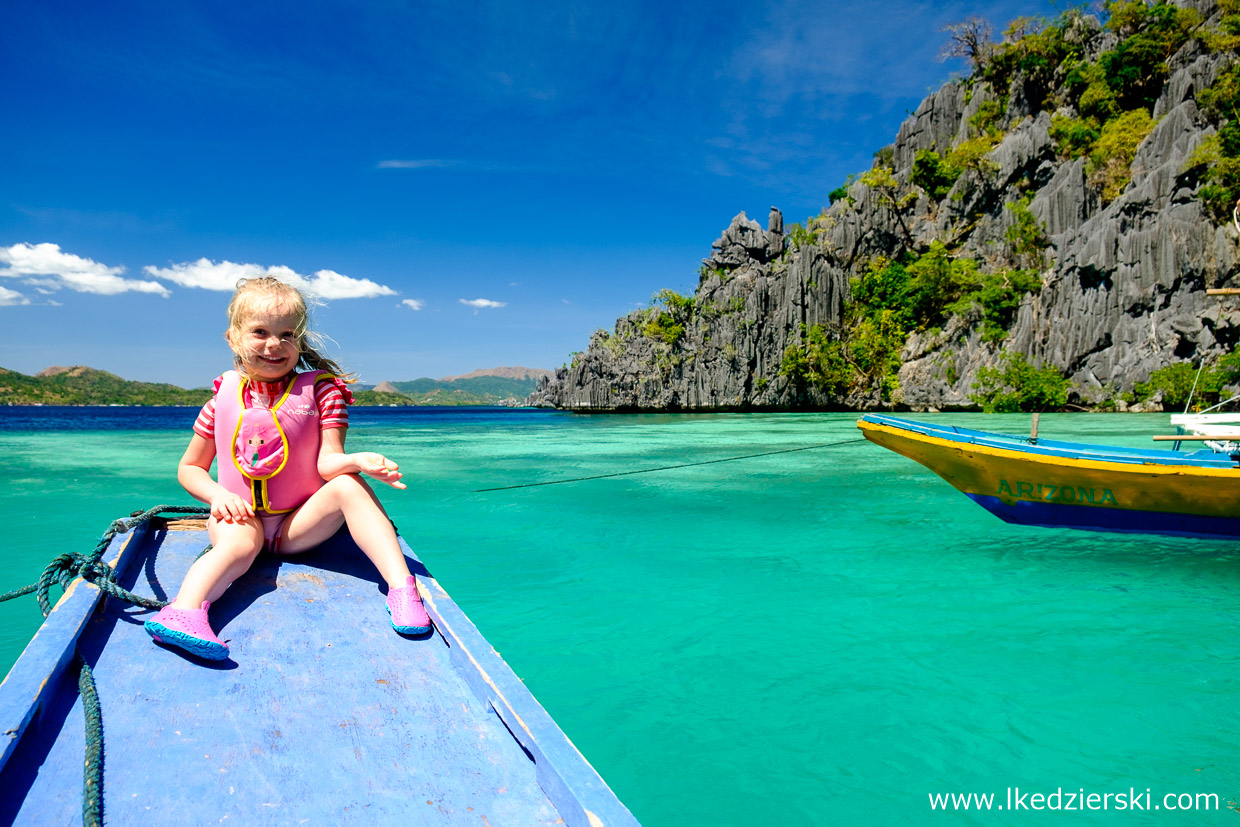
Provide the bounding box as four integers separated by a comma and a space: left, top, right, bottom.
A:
828, 174, 856, 205
780, 325, 851, 397
968, 98, 1005, 137
970, 352, 1071, 412
787, 222, 818, 250
642, 289, 694, 347
1134, 349, 1240, 408
947, 268, 1042, 342
1202, 0, 1240, 51
906, 241, 982, 328
1089, 108, 1156, 202
1192, 64, 1240, 221
911, 150, 963, 200
1050, 115, 1100, 159
946, 134, 1002, 177
1100, 1, 1197, 113
1004, 198, 1050, 267
847, 309, 906, 398
851, 256, 915, 330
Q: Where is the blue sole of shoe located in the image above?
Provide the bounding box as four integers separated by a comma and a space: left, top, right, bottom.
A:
386, 605, 431, 635
144, 621, 230, 661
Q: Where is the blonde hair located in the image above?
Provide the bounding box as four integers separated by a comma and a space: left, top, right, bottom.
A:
224, 277, 355, 381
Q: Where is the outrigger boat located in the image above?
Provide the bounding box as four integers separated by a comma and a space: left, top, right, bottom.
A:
0, 508, 637, 825
857, 413, 1240, 540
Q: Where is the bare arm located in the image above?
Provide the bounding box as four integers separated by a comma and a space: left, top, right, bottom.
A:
317, 426, 406, 489
179, 433, 254, 522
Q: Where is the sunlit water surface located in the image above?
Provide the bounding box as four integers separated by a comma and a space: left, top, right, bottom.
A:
1, 408, 1236, 824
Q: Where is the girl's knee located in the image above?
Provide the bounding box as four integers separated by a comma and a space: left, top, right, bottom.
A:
207, 518, 264, 560
209, 537, 263, 563
324, 473, 372, 499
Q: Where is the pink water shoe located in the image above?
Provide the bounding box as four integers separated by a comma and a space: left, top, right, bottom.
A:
144, 601, 230, 661
386, 575, 431, 635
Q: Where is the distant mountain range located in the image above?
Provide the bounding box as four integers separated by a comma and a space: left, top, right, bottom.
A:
0, 366, 213, 406
0, 365, 550, 407
356, 368, 552, 406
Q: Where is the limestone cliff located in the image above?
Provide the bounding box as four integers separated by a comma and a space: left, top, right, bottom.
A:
533, 0, 1240, 411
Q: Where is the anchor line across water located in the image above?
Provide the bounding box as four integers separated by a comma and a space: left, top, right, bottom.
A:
474, 436, 868, 492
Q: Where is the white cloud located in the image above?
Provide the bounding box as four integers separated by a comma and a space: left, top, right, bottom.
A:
402, 298, 425, 310
0, 242, 170, 298
301, 268, 397, 300
144, 259, 397, 300
0, 285, 30, 306
459, 298, 506, 309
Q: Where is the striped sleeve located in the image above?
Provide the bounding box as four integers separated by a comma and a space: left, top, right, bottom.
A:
316, 379, 349, 430
192, 375, 225, 440
193, 397, 216, 440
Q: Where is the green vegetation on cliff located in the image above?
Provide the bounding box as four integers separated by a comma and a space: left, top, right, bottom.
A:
786, 0, 1238, 411
542, 0, 1240, 413
781, 241, 1045, 403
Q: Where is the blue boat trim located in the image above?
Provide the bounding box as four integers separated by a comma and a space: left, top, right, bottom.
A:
966, 494, 1240, 539
859, 413, 1238, 468
0, 518, 638, 826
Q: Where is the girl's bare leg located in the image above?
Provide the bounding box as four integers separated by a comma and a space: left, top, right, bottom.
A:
280, 474, 412, 589
172, 517, 265, 609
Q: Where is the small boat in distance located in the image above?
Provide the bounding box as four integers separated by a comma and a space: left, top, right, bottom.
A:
857, 413, 1240, 540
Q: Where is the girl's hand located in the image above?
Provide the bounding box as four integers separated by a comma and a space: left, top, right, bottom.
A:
354, 452, 407, 489
210, 491, 255, 523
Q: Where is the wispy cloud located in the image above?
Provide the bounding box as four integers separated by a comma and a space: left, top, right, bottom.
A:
402, 298, 425, 310
144, 259, 397, 300
377, 160, 453, 169
0, 285, 30, 306
0, 242, 170, 299
459, 298, 506, 309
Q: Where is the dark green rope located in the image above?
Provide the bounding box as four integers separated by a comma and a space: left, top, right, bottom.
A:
79, 657, 103, 827
2, 504, 210, 826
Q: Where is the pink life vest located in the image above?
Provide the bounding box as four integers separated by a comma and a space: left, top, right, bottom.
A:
213, 370, 333, 514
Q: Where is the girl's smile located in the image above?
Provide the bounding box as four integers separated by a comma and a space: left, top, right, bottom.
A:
231, 307, 302, 381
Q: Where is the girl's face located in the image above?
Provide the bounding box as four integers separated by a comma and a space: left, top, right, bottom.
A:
230, 303, 302, 382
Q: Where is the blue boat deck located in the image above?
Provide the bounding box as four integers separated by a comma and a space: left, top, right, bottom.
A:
0, 517, 635, 825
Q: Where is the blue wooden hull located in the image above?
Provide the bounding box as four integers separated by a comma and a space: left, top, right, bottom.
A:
0, 516, 637, 825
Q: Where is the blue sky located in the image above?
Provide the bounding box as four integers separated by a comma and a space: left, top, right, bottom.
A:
2, 0, 1058, 386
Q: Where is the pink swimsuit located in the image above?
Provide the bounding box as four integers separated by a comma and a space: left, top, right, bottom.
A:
212, 370, 336, 552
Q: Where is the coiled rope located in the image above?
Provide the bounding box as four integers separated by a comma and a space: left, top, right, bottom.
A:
474, 437, 867, 492
0, 504, 210, 827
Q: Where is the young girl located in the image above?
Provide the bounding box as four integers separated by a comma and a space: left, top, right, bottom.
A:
145, 277, 430, 661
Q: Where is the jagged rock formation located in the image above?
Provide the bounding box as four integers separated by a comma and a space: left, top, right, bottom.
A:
532, 0, 1240, 412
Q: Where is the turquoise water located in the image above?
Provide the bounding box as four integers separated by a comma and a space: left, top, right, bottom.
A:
2, 408, 1238, 824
